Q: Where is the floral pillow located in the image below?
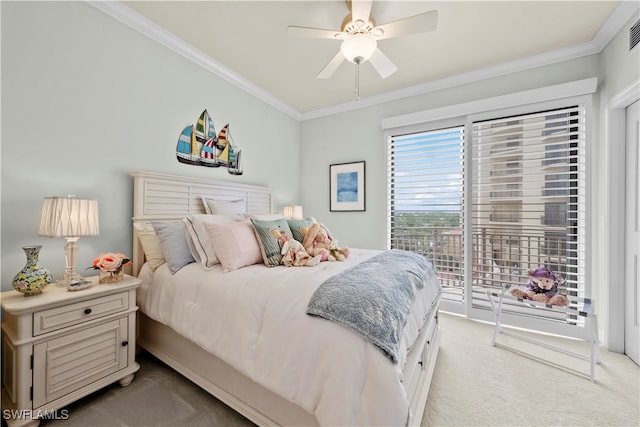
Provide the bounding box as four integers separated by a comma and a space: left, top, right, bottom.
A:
251, 218, 294, 267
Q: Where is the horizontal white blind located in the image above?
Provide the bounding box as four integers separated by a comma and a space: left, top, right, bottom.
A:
387, 126, 465, 301
471, 106, 586, 320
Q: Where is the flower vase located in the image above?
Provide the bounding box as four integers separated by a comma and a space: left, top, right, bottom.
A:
99, 268, 123, 284
12, 245, 53, 296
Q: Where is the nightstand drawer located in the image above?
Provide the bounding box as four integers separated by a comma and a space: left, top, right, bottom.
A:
33, 292, 129, 336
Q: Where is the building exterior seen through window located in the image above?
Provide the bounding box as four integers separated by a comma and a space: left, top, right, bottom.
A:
388, 106, 585, 320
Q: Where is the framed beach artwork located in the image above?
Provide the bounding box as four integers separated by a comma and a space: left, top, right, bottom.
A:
330, 161, 365, 212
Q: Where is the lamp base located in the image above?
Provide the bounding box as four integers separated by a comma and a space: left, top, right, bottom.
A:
54, 271, 87, 287
55, 236, 85, 287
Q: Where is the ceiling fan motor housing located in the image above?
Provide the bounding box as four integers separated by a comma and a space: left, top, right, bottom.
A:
340, 13, 376, 35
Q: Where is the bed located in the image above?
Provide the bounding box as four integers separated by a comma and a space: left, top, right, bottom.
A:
131, 171, 441, 426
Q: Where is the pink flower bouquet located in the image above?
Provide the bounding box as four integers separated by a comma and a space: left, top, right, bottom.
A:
90, 253, 132, 271
89, 253, 131, 284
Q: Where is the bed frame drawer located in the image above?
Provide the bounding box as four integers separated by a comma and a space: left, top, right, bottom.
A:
33, 292, 129, 336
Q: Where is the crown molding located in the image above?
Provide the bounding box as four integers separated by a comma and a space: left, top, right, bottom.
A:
87, 0, 302, 121
591, 0, 639, 50
89, 0, 637, 123
301, 41, 600, 121
381, 77, 598, 130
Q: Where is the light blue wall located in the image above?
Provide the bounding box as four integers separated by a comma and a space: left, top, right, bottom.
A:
299, 55, 602, 250
2, 1, 637, 297
0, 1, 301, 290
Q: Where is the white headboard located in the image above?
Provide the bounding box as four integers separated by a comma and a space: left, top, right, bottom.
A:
131, 171, 272, 275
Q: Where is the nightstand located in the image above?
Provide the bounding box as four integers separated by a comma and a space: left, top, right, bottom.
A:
1, 275, 141, 427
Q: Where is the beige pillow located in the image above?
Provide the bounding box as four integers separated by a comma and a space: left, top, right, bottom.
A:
203, 220, 263, 272
133, 222, 165, 271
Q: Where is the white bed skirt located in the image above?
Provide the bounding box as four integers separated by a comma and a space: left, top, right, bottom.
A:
137, 304, 440, 426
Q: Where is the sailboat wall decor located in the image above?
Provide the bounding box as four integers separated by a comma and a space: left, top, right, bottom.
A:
176, 109, 243, 175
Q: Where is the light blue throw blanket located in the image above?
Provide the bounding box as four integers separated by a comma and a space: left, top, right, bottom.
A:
306, 250, 436, 363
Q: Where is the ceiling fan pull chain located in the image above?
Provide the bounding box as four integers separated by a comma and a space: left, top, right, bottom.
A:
355, 61, 360, 101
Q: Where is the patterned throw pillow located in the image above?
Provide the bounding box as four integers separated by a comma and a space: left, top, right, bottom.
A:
287, 217, 316, 243
251, 218, 294, 267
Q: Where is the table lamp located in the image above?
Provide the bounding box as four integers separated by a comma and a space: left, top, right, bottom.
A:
39, 196, 99, 286
283, 205, 304, 220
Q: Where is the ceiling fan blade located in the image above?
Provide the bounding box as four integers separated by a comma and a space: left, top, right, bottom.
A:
351, 0, 373, 25
368, 48, 397, 79
374, 10, 438, 40
288, 25, 342, 40
317, 51, 346, 79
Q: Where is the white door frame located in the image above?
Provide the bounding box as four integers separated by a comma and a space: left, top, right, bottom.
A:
605, 79, 640, 352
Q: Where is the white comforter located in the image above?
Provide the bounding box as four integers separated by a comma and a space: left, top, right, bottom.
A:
137, 248, 440, 426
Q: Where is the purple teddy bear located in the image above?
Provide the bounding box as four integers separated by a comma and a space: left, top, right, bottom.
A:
511, 267, 568, 306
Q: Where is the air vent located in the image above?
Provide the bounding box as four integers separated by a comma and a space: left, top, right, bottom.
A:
631, 18, 640, 51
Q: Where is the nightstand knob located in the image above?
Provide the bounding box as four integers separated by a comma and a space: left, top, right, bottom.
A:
84, 308, 92, 315
121, 341, 128, 347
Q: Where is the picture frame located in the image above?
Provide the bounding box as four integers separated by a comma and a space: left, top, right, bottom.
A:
330, 161, 366, 212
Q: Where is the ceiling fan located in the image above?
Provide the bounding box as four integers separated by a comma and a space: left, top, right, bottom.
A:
288, 0, 438, 81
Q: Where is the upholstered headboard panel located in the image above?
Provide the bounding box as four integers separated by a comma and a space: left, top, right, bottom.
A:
131, 171, 272, 275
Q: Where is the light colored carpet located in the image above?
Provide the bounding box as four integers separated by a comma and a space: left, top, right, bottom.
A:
423, 313, 639, 427
39, 313, 639, 427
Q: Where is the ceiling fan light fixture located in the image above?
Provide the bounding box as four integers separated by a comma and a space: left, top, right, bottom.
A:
340, 34, 377, 64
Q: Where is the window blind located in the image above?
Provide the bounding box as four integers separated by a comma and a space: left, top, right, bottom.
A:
470, 106, 586, 323
387, 126, 465, 302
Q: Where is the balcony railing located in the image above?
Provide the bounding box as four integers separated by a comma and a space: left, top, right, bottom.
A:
391, 227, 574, 292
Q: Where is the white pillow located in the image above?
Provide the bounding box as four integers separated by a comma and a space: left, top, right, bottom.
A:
203, 220, 263, 272
183, 214, 234, 269
201, 197, 246, 220
133, 222, 165, 271
201, 196, 214, 214
245, 213, 285, 221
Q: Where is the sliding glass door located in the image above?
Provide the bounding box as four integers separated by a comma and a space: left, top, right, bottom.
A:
387, 99, 589, 337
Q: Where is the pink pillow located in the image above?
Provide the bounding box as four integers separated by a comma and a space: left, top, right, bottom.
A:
183, 214, 235, 269
203, 220, 263, 272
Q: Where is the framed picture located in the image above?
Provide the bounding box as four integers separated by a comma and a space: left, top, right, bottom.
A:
330, 161, 365, 212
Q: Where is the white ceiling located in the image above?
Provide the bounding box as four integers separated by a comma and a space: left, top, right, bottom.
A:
111, 1, 631, 118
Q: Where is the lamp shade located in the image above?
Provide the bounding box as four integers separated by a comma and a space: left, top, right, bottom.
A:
283, 205, 304, 220
340, 34, 377, 64
39, 197, 100, 237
